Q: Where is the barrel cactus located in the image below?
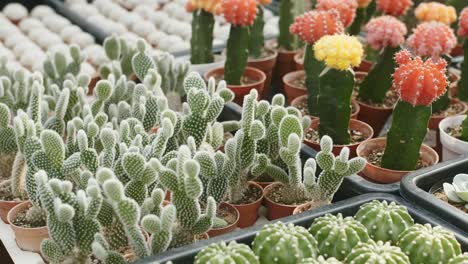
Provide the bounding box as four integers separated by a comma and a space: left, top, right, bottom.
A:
298, 256, 342, 264
252, 222, 318, 264
346, 240, 410, 264
397, 224, 462, 264
354, 200, 414, 244
194, 241, 259, 264
448, 253, 468, 264
309, 213, 370, 261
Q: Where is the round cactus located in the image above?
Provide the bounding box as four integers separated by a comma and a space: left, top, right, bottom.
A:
346, 240, 410, 264
415, 2, 457, 25
221, 0, 257, 27
354, 200, 414, 244
316, 0, 358, 28
448, 253, 468, 264
397, 224, 462, 264
313, 34, 363, 71
407, 21, 457, 58
365, 16, 407, 50
298, 256, 342, 264
376, 0, 413, 17
392, 49, 448, 107
194, 241, 259, 264
308, 213, 370, 261
289, 10, 344, 45
252, 222, 318, 264
458, 8, 468, 37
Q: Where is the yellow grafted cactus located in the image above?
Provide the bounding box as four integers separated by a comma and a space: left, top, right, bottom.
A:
415, 2, 457, 25
313, 35, 363, 71
188, 0, 221, 14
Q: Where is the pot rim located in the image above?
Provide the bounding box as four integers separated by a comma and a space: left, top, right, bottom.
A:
209, 202, 240, 231
439, 115, 468, 147
356, 98, 395, 111
292, 95, 361, 118
248, 48, 278, 63
204, 67, 266, 89
227, 181, 264, 207
431, 99, 468, 119
263, 182, 306, 209
356, 137, 440, 174
282, 70, 306, 91
305, 119, 374, 148
7, 200, 48, 230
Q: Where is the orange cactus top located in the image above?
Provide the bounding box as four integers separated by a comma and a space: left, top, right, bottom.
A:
458, 7, 468, 37
377, 0, 413, 17
393, 50, 448, 107
407, 21, 457, 58
290, 10, 344, 45
221, 0, 258, 27
415, 2, 457, 25
357, 0, 372, 8
316, 0, 358, 28
186, 0, 222, 14
257, 0, 272, 6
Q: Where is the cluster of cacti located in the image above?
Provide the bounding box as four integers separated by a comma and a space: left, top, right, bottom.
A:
382, 50, 448, 171
376, 0, 413, 17
358, 16, 407, 104
443, 173, 468, 207
415, 2, 457, 25
316, 0, 358, 28
42, 45, 86, 88
100, 35, 138, 80
456, 7, 468, 102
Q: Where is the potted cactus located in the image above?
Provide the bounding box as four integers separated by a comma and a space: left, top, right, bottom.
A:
205, 0, 266, 105
439, 115, 468, 160
357, 50, 442, 183
356, 16, 407, 135
456, 8, 468, 101
303, 34, 374, 157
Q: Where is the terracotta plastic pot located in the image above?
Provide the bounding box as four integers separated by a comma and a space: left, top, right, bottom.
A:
283, 70, 307, 104
439, 115, 468, 161
276, 49, 299, 91
227, 181, 263, 228
0, 199, 23, 224
357, 100, 394, 136
294, 51, 304, 71
7, 201, 48, 253
353, 60, 373, 73
304, 119, 374, 158
356, 137, 439, 183
451, 44, 464, 57
204, 67, 266, 105
253, 181, 274, 189
263, 183, 300, 220
291, 95, 360, 120
207, 202, 239, 237
448, 72, 462, 98
292, 200, 331, 215
247, 49, 278, 99
88, 75, 100, 95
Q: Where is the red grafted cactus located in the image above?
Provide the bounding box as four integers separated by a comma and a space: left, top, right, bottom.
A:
376, 0, 413, 17
221, 0, 258, 27
393, 50, 448, 106
407, 21, 457, 58
316, 0, 358, 28
458, 7, 468, 37
289, 10, 344, 45
365, 16, 407, 50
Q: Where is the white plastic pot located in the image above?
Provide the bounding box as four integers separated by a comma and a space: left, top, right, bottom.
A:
439, 115, 468, 161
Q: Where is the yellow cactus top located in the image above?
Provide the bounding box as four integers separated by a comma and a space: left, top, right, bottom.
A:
313, 34, 363, 71
188, 0, 222, 14
415, 2, 457, 25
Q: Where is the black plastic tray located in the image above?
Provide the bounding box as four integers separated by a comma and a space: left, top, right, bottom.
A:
400, 155, 468, 232
136, 193, 468, 264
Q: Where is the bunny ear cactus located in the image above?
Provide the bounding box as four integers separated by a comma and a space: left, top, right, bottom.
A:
141, 203, 176, 255
397, 224, 462, 264
0, 103, 17, 179
101, 35, 137, 80
131, 39, 156, 82
91, 80, 114, 116
443, 174, 468, 208
92, 233, 127, 264
382, 50, 447, 171
195, 241, 259, 264
44, 88, 70, 136
456, 8, 468, 102
252, 222, 318, 264
121, 152, 158, 205
346, 240, 410, 264
43, 45, 85, 87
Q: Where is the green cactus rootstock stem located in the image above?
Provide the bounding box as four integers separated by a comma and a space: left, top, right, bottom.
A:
225, 26, 250, 85
457, 40, 468, 102
304, 45, 325, 117
249, 6, 265, 59
191, 9, 215, 64
432, 91, 450, 113
278, 0, 295, 51
349, 8, 367, 36
318, 68, 353, 145
365, 1, 377, 23
382, 101, 432, 171
447, 0, 468, 13
461, 116, 468, 141
358, 46, 399, 104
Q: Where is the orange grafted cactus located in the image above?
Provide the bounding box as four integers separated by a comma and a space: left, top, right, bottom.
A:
186, 0, 222, 14
376, 0, 413, 17
407, 21, 457, 58
316, 0, 358, 28
393, 50, 448, 106
221, 0, 258, 27
365, 16, 407, 50
458, 7, 468, 37
290, 10, 344, 45
415, 2, 457, 25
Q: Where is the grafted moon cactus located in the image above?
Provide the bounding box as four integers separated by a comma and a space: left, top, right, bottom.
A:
376, 0, 413, 17
346, 240, 410, 264
459, 8, 468, 37
316, 0, 358, 28
252, 222, 318, 264
448, 253, 468, 264
397, 224, 462, 264
407, 22, 457, 58
415, 2, 457, 25
308, 213, 370, 261
298, 256, 342, 264
456, 7, 468, 102
365, 16, 407, 51
221, 0, 257, 27
195, 241, 259, 264
355, 200, 414, 244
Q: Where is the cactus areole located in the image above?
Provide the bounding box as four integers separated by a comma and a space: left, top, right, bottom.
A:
457, 7, 468, 102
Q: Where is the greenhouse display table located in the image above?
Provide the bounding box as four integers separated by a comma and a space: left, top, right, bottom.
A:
0, 219, 43, 264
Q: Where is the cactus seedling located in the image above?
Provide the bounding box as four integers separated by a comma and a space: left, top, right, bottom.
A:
376, 0, 413, 17
381, 50, 447, 171
346, 240, 410, 264
252, 222, 318, 264
195, 241, 259, 264
456, 8, 468, 102
316, 0, 358, 28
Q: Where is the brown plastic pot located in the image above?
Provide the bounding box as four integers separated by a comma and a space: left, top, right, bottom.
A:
207, 202, 239, 237
253, 181, 274, 189
356, 137, 439, 183
451, 44, 464, 57
291, 95, 360, 120
247, 49, 278, 99
294, 51, 304, 71
357, 100, 394, 136
263, 183, 301, 220
7, 201, 48, 253
305, 119, 374, 158
227, 181, 263, 228
0, 199, 23, 224
283, 70, 307, 104
353, 60, 373, 73
276, 49, 300, 91
204, 67, 266, 105
88, 74, 100, 95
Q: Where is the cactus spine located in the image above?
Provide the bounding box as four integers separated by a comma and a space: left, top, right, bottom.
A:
195, 241, 259, 264
191, 9, 215, 64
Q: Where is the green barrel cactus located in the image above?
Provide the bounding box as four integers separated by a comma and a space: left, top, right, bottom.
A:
195, 241, 259, 264
346, 240, 410, 264
448, 253, 468, 264
298, 256, 342, 264
252, 222, 318, 264
397, 224, 462, 264
354, 200, 414, 244
309, 213, 370, 261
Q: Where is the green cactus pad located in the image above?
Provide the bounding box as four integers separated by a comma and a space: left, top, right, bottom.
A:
346, 240, 410, 264
195, 241, 259, 264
